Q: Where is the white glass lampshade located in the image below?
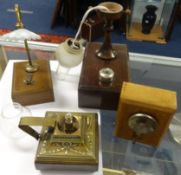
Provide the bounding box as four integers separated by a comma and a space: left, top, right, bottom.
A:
1, 28, 41, 72
1, 28, 41, 41
55, 38, 84, 68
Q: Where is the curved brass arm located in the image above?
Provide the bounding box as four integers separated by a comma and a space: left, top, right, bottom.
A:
124, 8, 131, 15
19, 117, 56, 140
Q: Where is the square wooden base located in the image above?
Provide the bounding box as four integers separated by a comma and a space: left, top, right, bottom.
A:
78, 42, 130, 110
115, 82, 177, 146
12, 59, 54, 106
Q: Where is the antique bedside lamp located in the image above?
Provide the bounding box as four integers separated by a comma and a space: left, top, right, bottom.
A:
1, 4, 54, 106
2, 4, 40, 73
55, 5, 110, 81
78, 2, 130, 110
18, 111, 99, 171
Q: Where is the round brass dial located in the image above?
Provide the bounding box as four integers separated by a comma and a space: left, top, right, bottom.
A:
128, 113, 158, 136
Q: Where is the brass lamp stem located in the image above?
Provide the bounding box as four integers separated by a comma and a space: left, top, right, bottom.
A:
24, 39, 33, 66
24, 39, 39, 73
15, 4, 24, 29
14, 4, 38, 73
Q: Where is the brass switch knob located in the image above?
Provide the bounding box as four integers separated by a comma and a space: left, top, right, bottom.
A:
128, 113, 158, 136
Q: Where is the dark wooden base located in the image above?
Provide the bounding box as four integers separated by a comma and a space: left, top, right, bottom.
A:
78, 42, 130, 110
12, 59, 54, 106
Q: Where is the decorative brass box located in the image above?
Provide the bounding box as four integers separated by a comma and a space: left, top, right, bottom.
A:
12, 59, 54, 106
19, 111, 99, 171
115, 82, 177, 146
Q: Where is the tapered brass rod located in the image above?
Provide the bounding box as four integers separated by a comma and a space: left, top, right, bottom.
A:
24, 39, 33, 66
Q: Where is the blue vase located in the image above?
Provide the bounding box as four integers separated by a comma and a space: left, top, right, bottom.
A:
142, 5, 158, 34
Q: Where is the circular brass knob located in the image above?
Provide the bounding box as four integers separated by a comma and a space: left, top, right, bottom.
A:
64, 113, 74, 129
58, 113, 79, 134
99, 67, 114, 83
128, 113, 158, 136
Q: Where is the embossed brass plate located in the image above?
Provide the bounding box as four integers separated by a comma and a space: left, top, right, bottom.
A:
103, 168, 144, 175
19, 111, 99, 171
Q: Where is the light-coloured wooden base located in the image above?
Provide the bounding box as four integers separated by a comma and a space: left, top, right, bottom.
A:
12, 59, 54, 106
115, 82, 177, 146
127, 22, 167, 44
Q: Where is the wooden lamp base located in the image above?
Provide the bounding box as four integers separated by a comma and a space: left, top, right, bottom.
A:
78, 42, 130, 110
115, 82, 177, 146
12, 59, 54, 106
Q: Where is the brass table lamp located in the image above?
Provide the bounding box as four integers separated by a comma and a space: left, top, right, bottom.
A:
96, 2, 123, 60
15, 3, 38, 72
1, 4, 54, 106
9, 4, 40, 73
19, 111, 99, 171
78, 2, 130, 110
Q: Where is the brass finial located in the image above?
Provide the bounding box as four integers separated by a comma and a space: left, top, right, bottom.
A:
15, 4, 24, 29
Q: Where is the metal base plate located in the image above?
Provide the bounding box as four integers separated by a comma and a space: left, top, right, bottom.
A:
35, 111, 99, 171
